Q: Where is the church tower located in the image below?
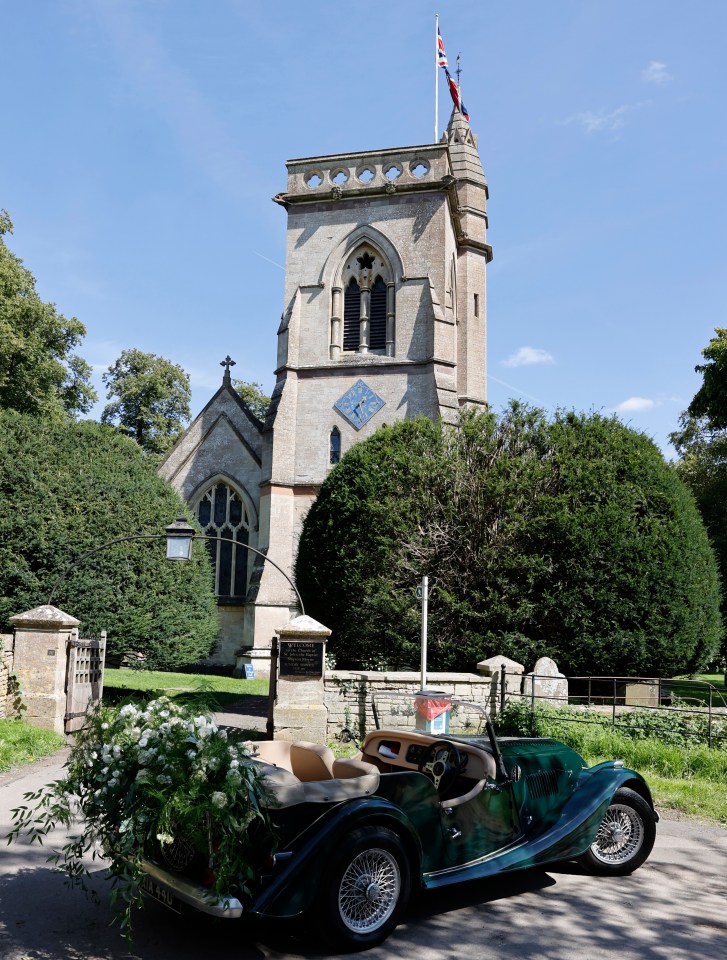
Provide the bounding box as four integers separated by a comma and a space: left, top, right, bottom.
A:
250, 109, 493, 653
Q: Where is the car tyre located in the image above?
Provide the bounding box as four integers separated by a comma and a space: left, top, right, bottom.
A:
319, 825, 411, 950
579, 787, 656, 876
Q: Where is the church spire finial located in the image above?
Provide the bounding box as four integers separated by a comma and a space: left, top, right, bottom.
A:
220, 355, 236, 386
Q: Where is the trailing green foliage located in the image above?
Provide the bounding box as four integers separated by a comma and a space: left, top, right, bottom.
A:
0, 211, 96, 418
0, 410, 218, 668
0, 719, 65, 773
7, 698, 274, 940
297, 405, 722, 675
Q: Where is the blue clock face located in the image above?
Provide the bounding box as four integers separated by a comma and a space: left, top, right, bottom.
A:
334, 379, 385, 430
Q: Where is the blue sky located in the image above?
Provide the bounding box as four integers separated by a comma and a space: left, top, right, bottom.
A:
3, 1, 725, 454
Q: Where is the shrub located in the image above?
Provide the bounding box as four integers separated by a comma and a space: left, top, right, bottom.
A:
296, 405, 722, 675
0, 411, 218, 668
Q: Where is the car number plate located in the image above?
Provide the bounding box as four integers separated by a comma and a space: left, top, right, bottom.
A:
141, 875, 183, 914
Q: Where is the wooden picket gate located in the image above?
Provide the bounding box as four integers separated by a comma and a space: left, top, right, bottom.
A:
65, 628, 107, 733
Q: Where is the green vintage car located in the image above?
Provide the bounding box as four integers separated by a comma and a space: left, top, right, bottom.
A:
140, 696, 658, 950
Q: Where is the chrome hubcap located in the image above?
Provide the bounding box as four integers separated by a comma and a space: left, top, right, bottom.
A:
338, 847, 400, 933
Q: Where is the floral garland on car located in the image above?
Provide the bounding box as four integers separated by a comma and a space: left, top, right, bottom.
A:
7, 697, 275, 938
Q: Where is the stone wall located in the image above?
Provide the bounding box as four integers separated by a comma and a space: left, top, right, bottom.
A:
0, 633, 19, 720
324, 670, 496, 742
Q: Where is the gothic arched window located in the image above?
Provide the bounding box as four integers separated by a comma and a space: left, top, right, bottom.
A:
332, 244, 395, 358
195, 481, 250, 602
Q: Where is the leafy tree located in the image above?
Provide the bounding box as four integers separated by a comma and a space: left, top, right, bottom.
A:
232, 379, 271, 422
0, 410, 218, 669
671, 328, 727, 669
687, 327, 727, 429
0, 210, 96, 417
102, 349, 191, 455
296, 406, 722, 677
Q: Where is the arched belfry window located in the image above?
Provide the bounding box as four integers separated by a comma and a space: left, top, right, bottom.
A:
195, 481, 250, 602
343, 277, 360, 352
331, 244, 395, 359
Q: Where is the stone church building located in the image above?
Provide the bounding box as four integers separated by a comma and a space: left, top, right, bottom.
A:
158, 108, 492, 672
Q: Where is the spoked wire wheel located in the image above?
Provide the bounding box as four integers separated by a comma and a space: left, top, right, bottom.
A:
320, 825, 411, 948
590, 802, 644, 865
579, 787, 656, 876
337, 846, 401, 933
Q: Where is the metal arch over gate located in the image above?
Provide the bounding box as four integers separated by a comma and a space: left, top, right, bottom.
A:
65, 628, 106, 733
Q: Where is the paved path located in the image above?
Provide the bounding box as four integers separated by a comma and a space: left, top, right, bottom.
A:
1, 752, 725, 960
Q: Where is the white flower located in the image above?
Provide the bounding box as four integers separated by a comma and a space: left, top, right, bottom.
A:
229, 759, 239, 769
219, 729, 228, 740
186, 750, 196, 760
211, 791, 227, 809
139, 738, 148, 748
101, 722, 109, 730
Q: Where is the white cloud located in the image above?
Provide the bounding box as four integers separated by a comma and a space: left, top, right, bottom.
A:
614, 397, 656, 413
642, 61, 672, 85
501, 346, 555, 368
563, 101, 650, 135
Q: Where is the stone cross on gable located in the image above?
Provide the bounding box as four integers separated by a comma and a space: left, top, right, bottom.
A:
220, 355, 236, 385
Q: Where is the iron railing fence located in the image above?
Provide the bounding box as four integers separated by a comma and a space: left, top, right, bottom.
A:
498, 668, 727, 749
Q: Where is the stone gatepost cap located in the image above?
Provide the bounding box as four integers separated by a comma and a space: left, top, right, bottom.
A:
477, 654, 525, 676
276, 614, 332, 640
9, 605, 81, 628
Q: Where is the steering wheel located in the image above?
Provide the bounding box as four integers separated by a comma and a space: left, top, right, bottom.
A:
418, 740, 463, 794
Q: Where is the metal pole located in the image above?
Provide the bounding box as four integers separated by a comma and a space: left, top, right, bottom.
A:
500, 663, 507, 714
612, 677, 617, 731
434, 14, 439, 142
708, 687, 713, 749
266, 636, 278, 738
420, 575, 429, 690
47, 531, 304, 616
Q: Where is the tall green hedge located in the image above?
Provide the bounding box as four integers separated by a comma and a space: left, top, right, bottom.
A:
296, 405, 722, 676
0, 411, 218, 668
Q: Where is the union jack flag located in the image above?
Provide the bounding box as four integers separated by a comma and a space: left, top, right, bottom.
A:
444, 67, 470, 121
437, 27, 448, 68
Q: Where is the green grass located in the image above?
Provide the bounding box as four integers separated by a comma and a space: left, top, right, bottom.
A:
104, 668, 268, 711
669, 672, 727, 708
0, 719, 66, 774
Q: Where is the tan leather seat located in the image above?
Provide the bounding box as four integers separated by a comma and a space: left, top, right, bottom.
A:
290, 742, 336, 781
331, 757, 378, 779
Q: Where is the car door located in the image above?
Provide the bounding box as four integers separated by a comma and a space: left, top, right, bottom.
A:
438, 768, 523, 868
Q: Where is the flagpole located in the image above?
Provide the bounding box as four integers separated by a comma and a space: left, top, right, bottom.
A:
434, 13, 439, 142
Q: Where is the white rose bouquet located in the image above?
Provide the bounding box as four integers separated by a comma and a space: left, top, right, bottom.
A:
8, 696, 274, 939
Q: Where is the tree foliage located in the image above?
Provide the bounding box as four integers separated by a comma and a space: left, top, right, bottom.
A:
0, 410, 218, 668
0, 211, 96, 418
687, 327, 727, 430
296, 405, 722, 676
232, 379, 271, 422
671, 328, 727, 666
102, 348, 191, 455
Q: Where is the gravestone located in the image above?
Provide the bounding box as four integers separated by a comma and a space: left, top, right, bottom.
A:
522, 656, 568, 707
